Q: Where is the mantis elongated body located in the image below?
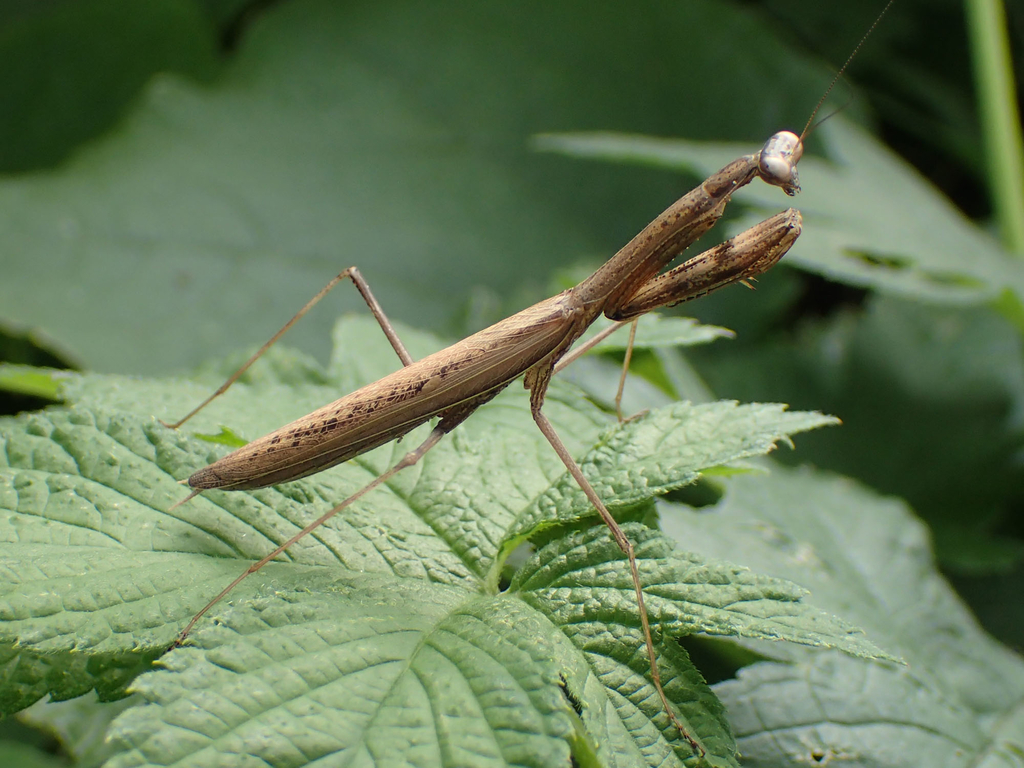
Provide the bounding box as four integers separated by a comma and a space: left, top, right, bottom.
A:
165, 4, 895, 752
167, 134, 802, 754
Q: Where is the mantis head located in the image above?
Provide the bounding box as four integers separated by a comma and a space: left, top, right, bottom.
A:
758, 131, 804, 196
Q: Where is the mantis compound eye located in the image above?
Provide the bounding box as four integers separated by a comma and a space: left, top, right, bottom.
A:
758, 131, 804, 196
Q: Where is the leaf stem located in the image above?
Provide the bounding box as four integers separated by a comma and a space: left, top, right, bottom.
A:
965, 0, 1024, 255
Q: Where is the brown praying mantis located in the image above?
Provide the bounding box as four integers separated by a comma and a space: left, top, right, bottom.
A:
163, 2, 893, 755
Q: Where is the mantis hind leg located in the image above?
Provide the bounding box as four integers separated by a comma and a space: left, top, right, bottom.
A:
527, 372, 704, 756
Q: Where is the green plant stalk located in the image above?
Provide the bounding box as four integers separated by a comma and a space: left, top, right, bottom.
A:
965, 0, 1024, 255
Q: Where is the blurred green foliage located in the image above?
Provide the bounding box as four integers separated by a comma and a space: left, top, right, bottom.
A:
0, 0, 1021, 764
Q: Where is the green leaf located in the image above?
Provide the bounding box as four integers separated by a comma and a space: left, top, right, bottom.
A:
661, 466, 1024, 766
504, 402, 837, 555
18, 691, 139, 768
0, 364, 66, 400
689, 294, 1024, 572
536, 119, 1024, 305
0, 741, 64, 768
0, 318, 857, 767
513, 524, 888, 661
574, 316, 735, 355
718, 654, 996, 767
